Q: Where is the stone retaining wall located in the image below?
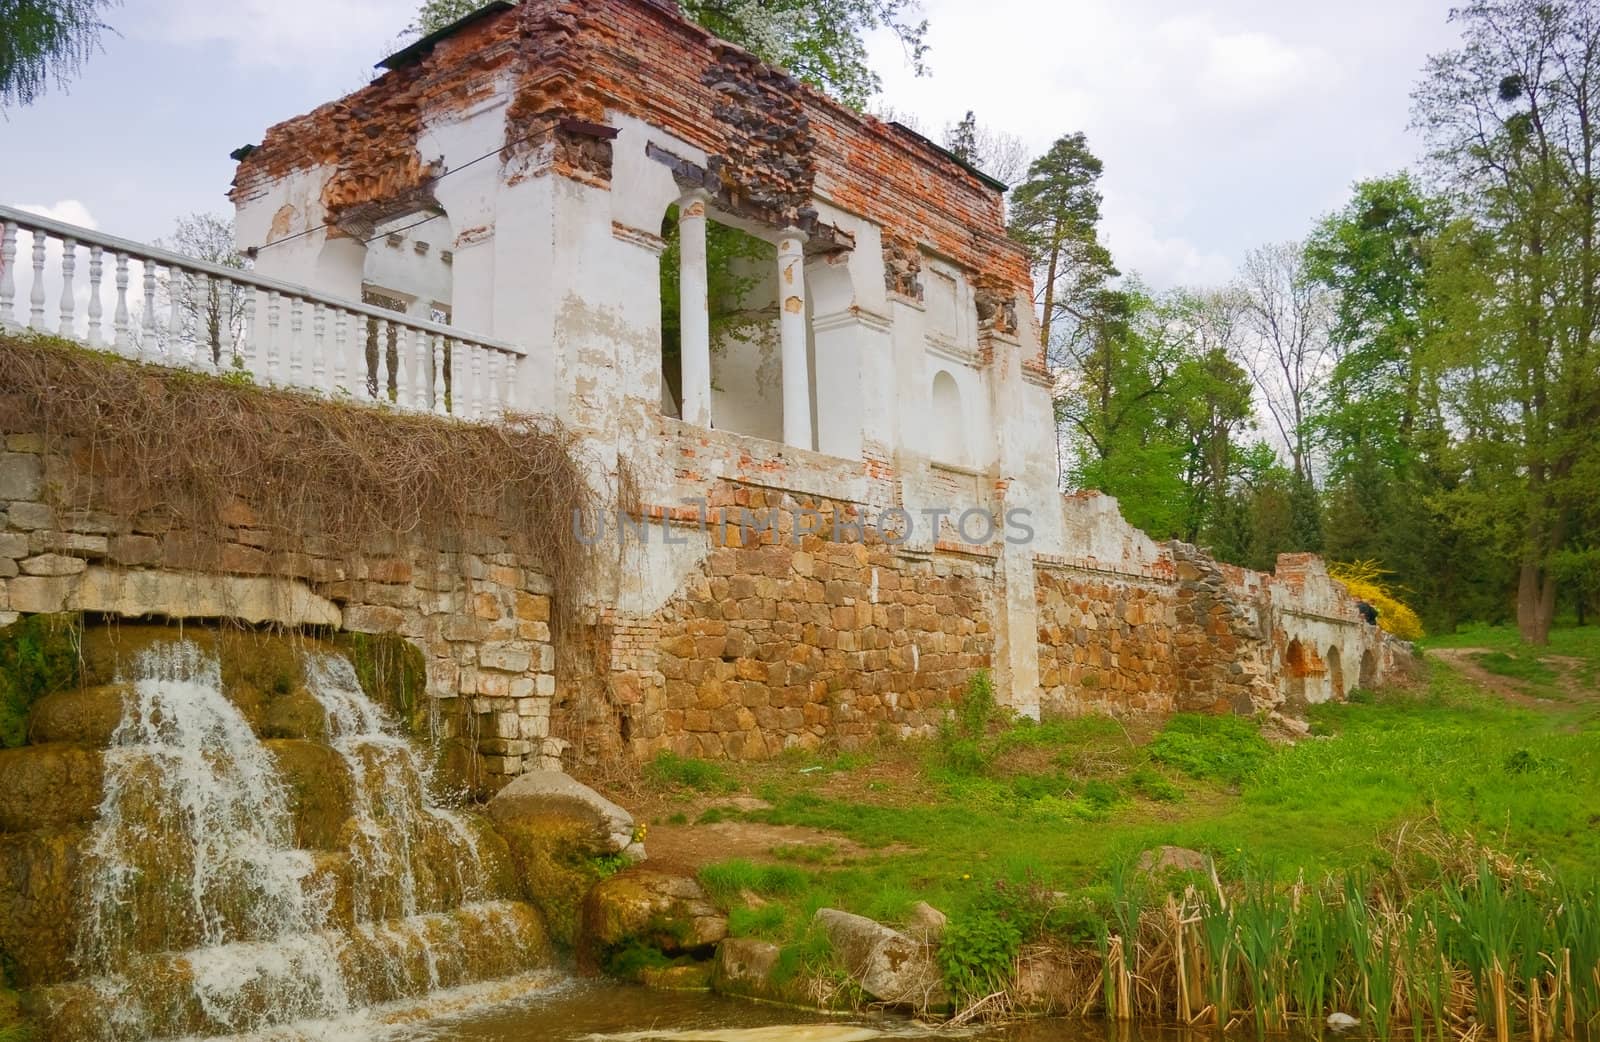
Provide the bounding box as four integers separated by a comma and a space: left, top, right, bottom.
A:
0, 434, 562, 791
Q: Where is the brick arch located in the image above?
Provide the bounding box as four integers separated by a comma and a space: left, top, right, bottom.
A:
1326, 643, 1344, 700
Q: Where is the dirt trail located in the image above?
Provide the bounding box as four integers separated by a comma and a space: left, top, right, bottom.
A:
1428, 646, 1597, 707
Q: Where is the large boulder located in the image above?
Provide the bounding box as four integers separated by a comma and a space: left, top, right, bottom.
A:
487, 770, 642, 858
578, 869, 726, 974
487, 770, 644, 947
1136, 845, 1208, 876
813, 908, 949, 1012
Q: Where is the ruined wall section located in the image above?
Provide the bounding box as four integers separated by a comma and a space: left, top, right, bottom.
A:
556, 485, 996, 764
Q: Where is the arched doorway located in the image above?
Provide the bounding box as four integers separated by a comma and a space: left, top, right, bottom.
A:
1326, 645, 1344, 701
1284, 637, 1309, 704
1359, 648, 1378, 689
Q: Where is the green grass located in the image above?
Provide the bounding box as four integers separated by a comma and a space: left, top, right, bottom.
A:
693, 625, 1600, 963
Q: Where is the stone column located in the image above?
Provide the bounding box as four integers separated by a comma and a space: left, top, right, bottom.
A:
677, 190, 713, 428
777, 227, 812, 449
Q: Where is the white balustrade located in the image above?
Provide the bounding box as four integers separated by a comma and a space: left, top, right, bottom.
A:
0, 203, 524, 418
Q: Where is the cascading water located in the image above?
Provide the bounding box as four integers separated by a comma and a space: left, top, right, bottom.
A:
38, 637, 551, 1042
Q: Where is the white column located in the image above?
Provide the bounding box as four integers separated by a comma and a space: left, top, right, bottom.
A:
777, 226, 812, 449
677, 190, 713, 427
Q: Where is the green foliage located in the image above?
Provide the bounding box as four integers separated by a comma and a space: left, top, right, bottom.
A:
1148, 713, 1271, 786
0, 0, 118, 107
1473, 650, 1557, 685
728, 902, 789, 939
1128, 767, 1183, 803
0, 613, 81, 748
939, 880, 1035, 1001
698, 859, 809, 906
677, 0, 927, 110
643, 751, 738, 793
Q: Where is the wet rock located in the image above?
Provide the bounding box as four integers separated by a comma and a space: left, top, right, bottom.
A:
264, 739, 352, 850
489, 770, 644, 948
258, 688, 330, 741
0, 744, 104, 832
640, 961, 713, 990
709, 936, 821, 1006
813, 908, 948, 1012
1328, 1011, 1361, 1031
27, 683, 129, 746
1014, 946, 1079, 1013
0, 826, 87, 987
579, 869, 727, 974
905, 900, 947, 941
487, 770, 641, 858
1136, 845, 1208, 876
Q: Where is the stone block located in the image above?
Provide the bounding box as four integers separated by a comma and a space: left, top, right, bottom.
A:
0, 532, 27, 558
20, 554, 87, 577
0, 453, 41, 500
6, 501, 55, 530
9, 575, 73, 613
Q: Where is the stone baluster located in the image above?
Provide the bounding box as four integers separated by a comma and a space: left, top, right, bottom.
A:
197, 273, 217, 370
412, 326, 429, 411
311, 304, 326, 390
265, 291, 281, 382
242, 287, 260, 377
470, 343, 484, 420
375, 319, 390, 402
57, 237, 76, 337
0, 221, 16, 327
394, 325, 411, 409
677, 191, 713, 427
29, 230, 47, 328
85, 245, 104, 346
113, 253, 131, 353
777, 227, 812, 449
504, 354, 518, 415
432, 335, 448, 416
142, 262, 158, 354
333, 309, 349, 394
169, 268, 187, 365
288, 297, 304, 386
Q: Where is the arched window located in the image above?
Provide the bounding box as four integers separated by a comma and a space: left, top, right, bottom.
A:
931, 370, 965, 466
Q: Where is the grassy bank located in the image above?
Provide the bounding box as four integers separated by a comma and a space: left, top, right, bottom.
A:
626, 624, 1600, 1034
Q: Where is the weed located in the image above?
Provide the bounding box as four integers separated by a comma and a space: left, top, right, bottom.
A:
698, 859, 809, 906
0, 613, 81, 748
1149, 713, 1271, 785
644, 751, 738, 793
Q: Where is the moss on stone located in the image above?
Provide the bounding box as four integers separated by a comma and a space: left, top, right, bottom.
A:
0, 614, 82, 749
343, 633, 428, 737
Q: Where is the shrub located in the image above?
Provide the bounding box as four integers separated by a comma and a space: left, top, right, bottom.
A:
939, 884, 1026, 1001
1328, 560, 1425, 640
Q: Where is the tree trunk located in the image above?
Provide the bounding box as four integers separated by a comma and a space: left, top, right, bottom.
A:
1516, 562, 1556, 645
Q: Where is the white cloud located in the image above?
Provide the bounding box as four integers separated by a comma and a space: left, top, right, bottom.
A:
140, 0, 417, 69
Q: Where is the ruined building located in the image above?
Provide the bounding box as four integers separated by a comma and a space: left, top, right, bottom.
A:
0, 0, 1410, 785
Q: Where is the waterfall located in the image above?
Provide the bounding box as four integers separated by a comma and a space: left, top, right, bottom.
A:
43, 637, 549, 1042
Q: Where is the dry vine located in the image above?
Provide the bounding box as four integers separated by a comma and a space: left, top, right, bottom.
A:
0, 333, 608, 642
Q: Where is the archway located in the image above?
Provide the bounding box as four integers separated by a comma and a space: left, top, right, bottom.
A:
1284, 637, 1309, 704
931, 369, 965, 466
1359, 648, 1378, 689
1326, 645, 1344, 701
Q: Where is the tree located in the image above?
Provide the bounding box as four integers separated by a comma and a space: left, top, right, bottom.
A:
1304, 173, 1444, 480
0, 0, 117, 107
678, 0, 929, 109
942, 110, 1028, 185
1414, 0, 1600, 643
157, 213, 246, 365
1236, 241, 1334, 486
1008, 132, 1116, 356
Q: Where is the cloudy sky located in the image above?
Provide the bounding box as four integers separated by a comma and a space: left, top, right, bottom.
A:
3, 0, 1461, 289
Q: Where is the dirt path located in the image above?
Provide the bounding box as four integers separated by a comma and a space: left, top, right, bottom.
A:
1428, 646, 1597, 707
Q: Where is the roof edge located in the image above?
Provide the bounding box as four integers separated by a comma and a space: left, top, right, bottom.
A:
377, 0, 517, 70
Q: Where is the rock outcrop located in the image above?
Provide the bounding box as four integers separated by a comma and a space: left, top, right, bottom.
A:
579, 869, 727, 974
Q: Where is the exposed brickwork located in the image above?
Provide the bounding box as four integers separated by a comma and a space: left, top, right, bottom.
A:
232, 0, 1038, 362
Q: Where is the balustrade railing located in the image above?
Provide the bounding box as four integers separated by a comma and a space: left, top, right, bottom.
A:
0, 204, 525, 419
